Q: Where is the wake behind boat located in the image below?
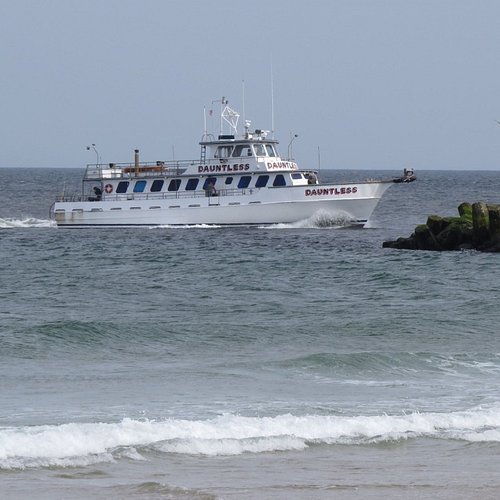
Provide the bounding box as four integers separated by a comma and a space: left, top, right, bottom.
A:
51, 101, 410, 228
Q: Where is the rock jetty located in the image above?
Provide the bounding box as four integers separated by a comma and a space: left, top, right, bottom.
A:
383, 202, 500, 252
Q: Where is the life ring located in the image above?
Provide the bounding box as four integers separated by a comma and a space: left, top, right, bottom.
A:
105, 184, 113, 193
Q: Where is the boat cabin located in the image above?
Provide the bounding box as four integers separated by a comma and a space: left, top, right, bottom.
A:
71, 128, 317, 203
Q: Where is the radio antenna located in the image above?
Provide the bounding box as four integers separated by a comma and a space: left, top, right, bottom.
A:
242, 80, 246, 126
270, 57, 275, 138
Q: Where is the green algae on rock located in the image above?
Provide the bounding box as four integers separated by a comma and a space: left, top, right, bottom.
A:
383, 201, 500, 252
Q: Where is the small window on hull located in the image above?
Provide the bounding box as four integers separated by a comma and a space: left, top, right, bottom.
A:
151, 179, 164, 192
168, 179, 181, 191
134, 180, 146, 193
202, 177, 217, 190
116, 181, 129, 193
186, 178, 199, 191
273, 174, 286, 187
238, 176, 252, 189
255, 175, 269, 188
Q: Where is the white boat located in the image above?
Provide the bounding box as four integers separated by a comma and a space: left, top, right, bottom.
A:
51, 102, 407, 228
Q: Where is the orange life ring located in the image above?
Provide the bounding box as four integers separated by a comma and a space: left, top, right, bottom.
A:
105, 184, 113, 193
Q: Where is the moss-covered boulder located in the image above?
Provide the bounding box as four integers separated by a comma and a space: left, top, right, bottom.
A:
414, 223, 440, 250
436, 217, 473, 250
472, 202, 489, 245
488, 205, 500, 240
426, 215, 452, 236
383, 201, 499, 252
458, 202, 472, 223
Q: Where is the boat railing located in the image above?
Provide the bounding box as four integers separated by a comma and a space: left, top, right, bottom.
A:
83, 160, 195, 180
82, 156, 277, 180
55, 187, 256, 203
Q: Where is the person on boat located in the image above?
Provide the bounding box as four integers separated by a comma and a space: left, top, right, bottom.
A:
205, 182, 218, 197
88, 186, 102, 201
307, 173, 318, 185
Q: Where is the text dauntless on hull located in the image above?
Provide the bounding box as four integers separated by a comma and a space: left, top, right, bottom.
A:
51, 101, 410, 228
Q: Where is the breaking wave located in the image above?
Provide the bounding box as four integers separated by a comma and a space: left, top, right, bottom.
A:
0, 217, 55, 229
152, 224, 223, 229
262, 210, 357, 229
2, 406, 500, 469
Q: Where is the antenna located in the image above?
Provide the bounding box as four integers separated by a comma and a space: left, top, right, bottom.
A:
220, 97, 224, 134
270, 56, 275, 138
222, 105, 240, 135
242, 80, 246, 126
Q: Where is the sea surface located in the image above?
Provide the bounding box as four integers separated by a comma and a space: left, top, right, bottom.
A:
1, 167, 500, 499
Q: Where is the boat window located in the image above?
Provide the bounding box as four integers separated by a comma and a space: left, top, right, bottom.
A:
225, 176, 234, 185
273, 174, 286, 187
186, 178, 199, 191
255, 175, 269, 188
116, 181, 129, 193
168, 179, 181, 191
254, 144, 266, 157
291, 173, 303, 179
151, 179, 164, 192
202, 177, 217, 190
238, 176, 252, 189
232, 145, 252, 157
265, 144, 276, 157
214, 145, 233, 158
133, 180, 147, 193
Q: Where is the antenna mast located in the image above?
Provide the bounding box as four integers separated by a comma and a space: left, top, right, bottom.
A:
270, 57, 275, 138
242, 80, 246, 126
222, 104, 240, 136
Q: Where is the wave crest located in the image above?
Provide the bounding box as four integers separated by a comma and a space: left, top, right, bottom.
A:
2, 407, 500, 469
263, 209, 357, 229
0, 217, 55, 228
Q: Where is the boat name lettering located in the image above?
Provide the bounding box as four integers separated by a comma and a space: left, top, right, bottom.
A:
305, 187, 358, 196
266, 161, 298, 170
198, 164, 250, 173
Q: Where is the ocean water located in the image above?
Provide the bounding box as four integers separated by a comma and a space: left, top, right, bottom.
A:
1, 167, 500, 499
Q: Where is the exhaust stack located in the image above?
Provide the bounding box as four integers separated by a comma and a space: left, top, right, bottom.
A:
134, 149, 140, 169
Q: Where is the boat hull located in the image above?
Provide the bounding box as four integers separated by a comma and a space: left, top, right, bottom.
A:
53, 181, 393, 228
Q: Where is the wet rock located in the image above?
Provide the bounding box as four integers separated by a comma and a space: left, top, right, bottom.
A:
426, 215, 452, 236
472, 202, 489, 246
488, 205, 500, 240
383, 201, 500, 252
414, 224, 440, 250
458, 202, 472, 222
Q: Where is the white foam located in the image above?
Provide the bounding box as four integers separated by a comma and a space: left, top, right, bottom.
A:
2, 407, 500, 469
156, 436, 307, 456
0, 217, 55, 229
261, 209, 356, 229
151, 224, 222, 229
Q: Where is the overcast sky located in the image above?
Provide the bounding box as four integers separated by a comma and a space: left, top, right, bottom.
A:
1, 0, 499, 169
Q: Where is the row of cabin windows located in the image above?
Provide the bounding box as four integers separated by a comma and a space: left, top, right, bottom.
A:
114, 174, 287, 194
214, 143, 277, 159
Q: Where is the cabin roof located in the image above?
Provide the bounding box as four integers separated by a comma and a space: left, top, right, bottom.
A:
199, 137, 279, 146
